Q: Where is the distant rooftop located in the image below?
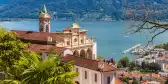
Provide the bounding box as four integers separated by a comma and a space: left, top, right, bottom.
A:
62, 55, 117, 72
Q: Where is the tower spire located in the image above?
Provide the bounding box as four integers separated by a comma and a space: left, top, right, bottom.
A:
42, 4, 47, 14
39, 4, 51, 32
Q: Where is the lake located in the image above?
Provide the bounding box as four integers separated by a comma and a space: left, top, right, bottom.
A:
1, 20, 168, 61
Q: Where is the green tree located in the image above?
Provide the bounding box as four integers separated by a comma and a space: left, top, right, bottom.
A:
155, 42, 168, 50
0, 26, 78, 84
165, 79, 168, 84
141, 62, 146, 69
21, 54, 78, 84
132, 77, 138, 84
117, 57, 130, 68
97, 56, 103, 60
149, 62, 161, 72
0, 26, 27, 80
140, 76, 143, 81
129, 62, 136, 71
0, 27, 26, 67
120, 77, 129, 84
141, 62, 161, 73
113, 60, 116, 65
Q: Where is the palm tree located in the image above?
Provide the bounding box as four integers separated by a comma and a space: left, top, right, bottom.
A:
1, 52, 78, 84
21, 53, 78, 84
165, 79, 168, 84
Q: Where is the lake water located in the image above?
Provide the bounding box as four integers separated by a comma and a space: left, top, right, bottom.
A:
1, 20, 168, 61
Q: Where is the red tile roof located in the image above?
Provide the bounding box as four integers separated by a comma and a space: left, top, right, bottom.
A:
12, 30, 64, 42
64, 27, 71, 31
141, 80, 148, 84
28, 44, 67, 54
62, 55, 117, 72
151, 74, 160, 78
129, 80, 133, 83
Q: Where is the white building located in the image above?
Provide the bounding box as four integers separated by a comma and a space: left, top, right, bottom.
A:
27, 44, 123, 84
156, 55, 168, 71
62, 55, 123, 84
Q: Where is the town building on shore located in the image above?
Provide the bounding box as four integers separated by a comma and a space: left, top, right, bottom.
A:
12, 4, 123, 84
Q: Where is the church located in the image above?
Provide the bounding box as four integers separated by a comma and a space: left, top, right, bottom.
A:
13, 4, 97, 60
12, 4, 123, 84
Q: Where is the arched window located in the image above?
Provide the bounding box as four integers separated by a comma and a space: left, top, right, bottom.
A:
81, 39, 84, 44
80, 50, 86, 58
73, 50, 79, 56
107, 76, 110, 84
74, 38, 77, 42
87, 48, 92, 59
46, 25, 49, 32
40, 25, 43, 32
67, 41, 70, 46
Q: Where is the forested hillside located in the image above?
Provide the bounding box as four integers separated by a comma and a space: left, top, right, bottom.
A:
0, 0, 168, 20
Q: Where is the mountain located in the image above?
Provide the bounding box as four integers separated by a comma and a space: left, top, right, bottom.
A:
0, 0, 168, 20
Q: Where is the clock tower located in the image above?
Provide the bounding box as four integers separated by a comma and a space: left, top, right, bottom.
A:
39, 4, 51, 32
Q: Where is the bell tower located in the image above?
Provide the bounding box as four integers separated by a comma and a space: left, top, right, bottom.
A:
39, 4, 51, 32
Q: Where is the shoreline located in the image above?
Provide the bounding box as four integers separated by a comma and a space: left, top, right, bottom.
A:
1, 18, 168, 22
0, 18, 123, 22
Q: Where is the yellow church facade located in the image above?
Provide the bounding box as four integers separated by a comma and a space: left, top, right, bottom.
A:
14, 4, 97, 60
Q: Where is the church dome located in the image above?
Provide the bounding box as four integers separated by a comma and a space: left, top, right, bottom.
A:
72, 23, 80, 28
39, 4, 51, 19
39, 13, 51, 19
